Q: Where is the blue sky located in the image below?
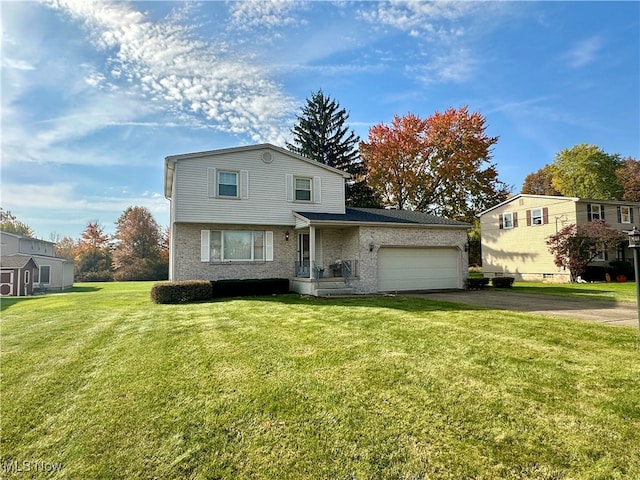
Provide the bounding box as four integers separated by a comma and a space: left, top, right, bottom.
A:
1, 0, 638, 240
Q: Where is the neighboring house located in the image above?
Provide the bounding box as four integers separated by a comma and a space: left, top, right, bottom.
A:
479, 194, 640, 282
165, 144, 470, 296
0, 231, 74, 295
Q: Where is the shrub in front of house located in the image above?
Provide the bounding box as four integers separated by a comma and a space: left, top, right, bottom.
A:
465, 277, 490, 290
211, 278, 290, 298
150, 281, 213, 304
491, 277, 515, 288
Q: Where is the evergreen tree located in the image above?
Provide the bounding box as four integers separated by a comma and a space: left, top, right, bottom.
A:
287, 90, 380, 207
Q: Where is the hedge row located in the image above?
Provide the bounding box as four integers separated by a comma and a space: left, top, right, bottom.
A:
465, 276, 515, 289
151, 278, 290, 304
465, 277, 490, 290
211, 278, 290, 298
491, 276, 515, 288
150, 280, 213, 304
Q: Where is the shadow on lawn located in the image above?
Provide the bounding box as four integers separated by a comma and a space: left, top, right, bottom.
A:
0, 285, 102, 312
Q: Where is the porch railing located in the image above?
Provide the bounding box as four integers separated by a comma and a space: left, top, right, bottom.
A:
294, 260, 358, 279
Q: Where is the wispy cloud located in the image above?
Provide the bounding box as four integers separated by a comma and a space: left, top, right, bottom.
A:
1, 182, 169, 236
562, 36, 603, 69
42, 0, 295, 144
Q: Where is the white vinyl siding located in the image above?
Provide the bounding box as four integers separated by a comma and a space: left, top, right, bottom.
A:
173, 150, 346, 225
201, 229, 273, 262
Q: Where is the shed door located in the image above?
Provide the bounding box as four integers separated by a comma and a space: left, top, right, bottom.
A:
377, 247, 460, 291
1, 270, 14, 296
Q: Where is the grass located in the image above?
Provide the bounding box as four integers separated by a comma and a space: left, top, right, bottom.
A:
1, 282, 639, 479
511, 281, 638, 304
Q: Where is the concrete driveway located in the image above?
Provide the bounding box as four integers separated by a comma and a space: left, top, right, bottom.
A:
409, 290, 639, 328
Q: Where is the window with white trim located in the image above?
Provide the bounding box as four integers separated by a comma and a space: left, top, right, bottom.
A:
207, 230, 269, 262
35, 265, 51, 284
593, 250, 606, 262
218, 171, 238, 197
531, 208, 543, 225
503, 212, 514, 229
589, 204, 603, 220
294, 177, 312, 201
620, 206, 632, 224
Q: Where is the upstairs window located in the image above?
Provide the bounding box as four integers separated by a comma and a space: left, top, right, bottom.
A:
531, 208, 543, 225
588, 204, 604, 221
218, 171, 238, 197
295, 177, 312, 201
618, 206, 633, 224
526, 207, 548, 226
499, 212, 517, 229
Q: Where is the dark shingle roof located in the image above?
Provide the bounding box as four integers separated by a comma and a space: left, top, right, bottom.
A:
295, 207, 470, 227
0, 255, 38, 268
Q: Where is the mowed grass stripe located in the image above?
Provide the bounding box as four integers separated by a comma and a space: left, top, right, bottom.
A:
1, 283, 638, 479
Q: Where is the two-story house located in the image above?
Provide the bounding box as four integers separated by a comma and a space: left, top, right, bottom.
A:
0, 231, 74, 296
165, 144, 470, 296
479, 194, 640, 282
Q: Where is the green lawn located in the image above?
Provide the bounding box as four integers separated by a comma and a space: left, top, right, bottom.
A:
1, 282, 639, 479
511, 281, 638, 303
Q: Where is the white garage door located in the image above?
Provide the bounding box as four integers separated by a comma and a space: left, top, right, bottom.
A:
377, 247, 460, 292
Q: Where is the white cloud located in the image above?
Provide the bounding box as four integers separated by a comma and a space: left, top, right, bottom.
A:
1, 181, 170, 237
42, 0, 295, 145
562, 36, 603, 69
228, 0, 306, 30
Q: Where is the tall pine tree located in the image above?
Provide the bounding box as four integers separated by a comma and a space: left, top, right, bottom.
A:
287, 90, 380, 207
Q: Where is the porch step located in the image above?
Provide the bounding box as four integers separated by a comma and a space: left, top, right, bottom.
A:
315, 279, 353, 297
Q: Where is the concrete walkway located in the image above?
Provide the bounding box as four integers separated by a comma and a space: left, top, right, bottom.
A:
408, 290, 639, 328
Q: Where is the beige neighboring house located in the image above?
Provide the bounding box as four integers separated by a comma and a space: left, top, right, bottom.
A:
479, 194, 639, 282
165, 143, 471, 296
0, 231, 74, 295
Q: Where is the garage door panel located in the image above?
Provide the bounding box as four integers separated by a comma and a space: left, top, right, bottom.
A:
378, 247, 459, 291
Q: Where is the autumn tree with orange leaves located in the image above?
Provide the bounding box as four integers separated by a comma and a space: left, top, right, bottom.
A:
360, 107, 510, 222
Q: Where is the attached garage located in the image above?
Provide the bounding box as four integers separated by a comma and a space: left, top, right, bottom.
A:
377, 247, 461, 292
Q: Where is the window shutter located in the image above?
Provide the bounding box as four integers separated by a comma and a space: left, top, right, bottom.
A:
587, 204, 592, 221
498, 214, 504, 229
543, 207, 549, 225
240, 170, 249, 199
265, 231, 274, 261
207, 168, 217, 197
513, 212, 518, 228
526, 210, 532, 226
313, 176, 322, 203
286, 174, 293, 202
601, 206, 605, 220
617, 206, 622, 223
201, 230, 210, 262
631, 208, 635, 224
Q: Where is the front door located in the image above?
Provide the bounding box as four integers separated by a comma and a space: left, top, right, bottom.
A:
298, 234, 310, 276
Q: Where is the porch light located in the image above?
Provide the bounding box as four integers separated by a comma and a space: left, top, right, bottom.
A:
369, 243, 374, 252
285, 231, 290, 241
628, 226, 640, 248
627, 226, 640, 334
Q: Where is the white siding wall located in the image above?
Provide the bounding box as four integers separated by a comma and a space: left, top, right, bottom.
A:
173, 148, 346, 225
